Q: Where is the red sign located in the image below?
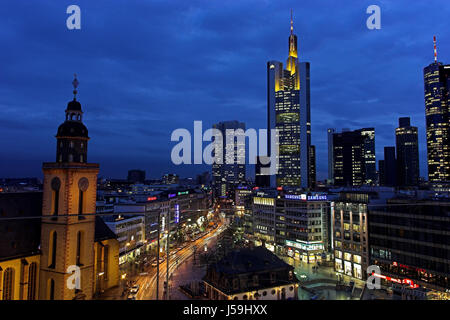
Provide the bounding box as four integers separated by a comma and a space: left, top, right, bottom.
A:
372, 272, 419, 289
147, 196, 157, 201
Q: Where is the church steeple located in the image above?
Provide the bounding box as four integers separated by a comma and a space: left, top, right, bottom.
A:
56, 75, 89, 163
40, 74, 100, 300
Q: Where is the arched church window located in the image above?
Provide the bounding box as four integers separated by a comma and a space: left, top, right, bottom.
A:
76, 231, 84, 266
27, 263, 37, 300
2, 268, 14, 300
48, 279, 55, 300
51, 177, 61, 216
78, 178, 89, 220
48, 231, 57, 268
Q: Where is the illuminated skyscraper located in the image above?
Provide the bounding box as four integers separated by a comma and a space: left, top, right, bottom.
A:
327, 128, 336, 184
212, 121, 246, 199
395, 117, 420, 186
424, 37, 450, 184
267, 11, 311, 188
332, 128, 376, 186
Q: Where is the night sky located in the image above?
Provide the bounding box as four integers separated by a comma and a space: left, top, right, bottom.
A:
1, 0, 449, 180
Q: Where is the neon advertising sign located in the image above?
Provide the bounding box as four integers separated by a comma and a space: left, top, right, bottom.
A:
371, 273, 419, 289
284, 194, 328, 201
174, 204, 180, 223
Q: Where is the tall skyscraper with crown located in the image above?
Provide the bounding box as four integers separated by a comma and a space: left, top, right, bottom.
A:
265, 11, 312, 189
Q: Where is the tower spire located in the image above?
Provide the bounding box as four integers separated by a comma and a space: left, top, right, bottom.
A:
290, 9, 293, 35
72, 73, 79, 100
433, 36, 437, 63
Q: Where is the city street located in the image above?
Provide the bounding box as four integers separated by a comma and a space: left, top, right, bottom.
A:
98, 222, 226, 300
137, 223, 225, 300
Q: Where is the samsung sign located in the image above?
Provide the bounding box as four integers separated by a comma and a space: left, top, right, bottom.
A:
285, 194, 327, 201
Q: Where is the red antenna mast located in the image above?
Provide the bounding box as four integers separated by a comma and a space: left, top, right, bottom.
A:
434, 36, 437, 63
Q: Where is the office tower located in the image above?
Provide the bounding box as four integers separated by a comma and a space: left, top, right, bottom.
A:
369, 198, 450, 297
424, 37, 450, 183
212, 121, 246, 199
267, 12, 311, 189
127, 169, 146, 184
332, 128, 376, 186
255, 156, 271, 187
383, 146, 397, 187
309, 145, 316, 189
327, 128, 336, 184
396, 117, 420, 186
378, 160, 385, 186
360, 128, 377, 184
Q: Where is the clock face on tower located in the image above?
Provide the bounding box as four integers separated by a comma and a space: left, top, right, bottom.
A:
78, 177, 89, 192
51, 177, 61, 191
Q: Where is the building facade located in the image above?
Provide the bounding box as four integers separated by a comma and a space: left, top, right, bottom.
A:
332, 128, 376, 186
1, 78, 119, 300
212, 121, 246, 200
332, 192, 371, 280
267, 14, 312, 189
383, 146, 397, 187
369, 198, 450, 299
203, 247, 298, 300
252, 190, 330, 263
424, 42, 450, 184
395, 117, 420, 187
327, 128, 336, 184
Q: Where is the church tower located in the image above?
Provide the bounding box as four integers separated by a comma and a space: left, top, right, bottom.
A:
39, 75, 99, 300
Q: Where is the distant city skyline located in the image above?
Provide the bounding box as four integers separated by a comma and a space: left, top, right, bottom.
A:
1, 1, 449, 180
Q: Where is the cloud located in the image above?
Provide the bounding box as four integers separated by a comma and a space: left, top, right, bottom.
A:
0, 0, 448, 179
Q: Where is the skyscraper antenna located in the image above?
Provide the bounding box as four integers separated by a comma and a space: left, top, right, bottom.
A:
433, 36, 437, 63
290, 9, 293, 35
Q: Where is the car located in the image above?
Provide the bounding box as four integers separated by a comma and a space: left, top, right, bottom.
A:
127, 294, 136, 300
130, 284, 140, 294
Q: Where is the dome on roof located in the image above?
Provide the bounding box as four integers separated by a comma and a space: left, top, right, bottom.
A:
67, 99, 82, 111
57, 121, 88, 138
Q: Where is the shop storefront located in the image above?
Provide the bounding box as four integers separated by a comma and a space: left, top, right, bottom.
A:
285, 240, 324, 263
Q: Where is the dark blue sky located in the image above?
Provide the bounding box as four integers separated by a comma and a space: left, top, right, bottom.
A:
0, 0, 449, 180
